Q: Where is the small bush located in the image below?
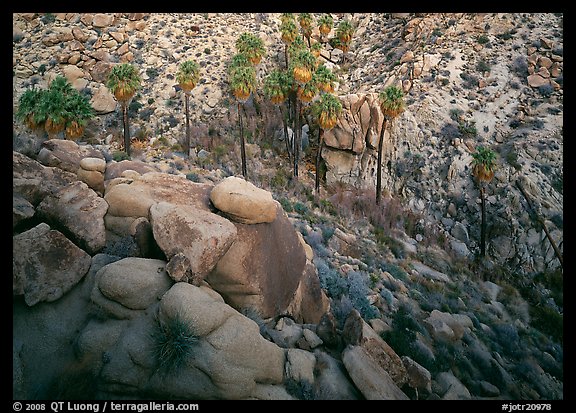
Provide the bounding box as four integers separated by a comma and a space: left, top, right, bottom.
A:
112, 150, 130, 162
151, 311, 199, 374
277, 197, 293, 212
460, 72, 479, 90
186, 172, 200, 182
476, 59, 491, 73
477, 34, 489, 44
510, 56, 528, 78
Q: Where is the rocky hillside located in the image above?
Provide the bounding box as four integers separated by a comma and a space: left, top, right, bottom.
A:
13, 13, 563, 400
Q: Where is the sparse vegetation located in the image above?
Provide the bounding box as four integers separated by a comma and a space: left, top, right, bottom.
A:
151, 311, 199, 374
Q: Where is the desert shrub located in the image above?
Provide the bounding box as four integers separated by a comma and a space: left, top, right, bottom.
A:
460, 72, 479, 90
476, 59, 491, 73
186, 172, 200, 182
510, 56, 528, 78
530, 306, 563, 344
112, 150, 130, 162
477, 34, 489, 44
316, 259, 348, 299
347, 271, 379, 320
492, 323, 523, 358
151, 311, 199, 374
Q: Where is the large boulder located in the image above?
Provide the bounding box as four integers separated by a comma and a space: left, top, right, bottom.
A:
13, 193, 35, 230
149, 201, 237, 284
313, 350, 362, 400
13, 223, 91, 306
91, 257, 173, 319
360, 320, 408, 387
104, 160, 158, 181
206, 207, 307, 319
104, 172, 213, 220
342, 345, 409, 400
13, 151, 77, 207
209, 176, 278, 224
285, 262, 330, 324
36, 139, 104, 174
37, 181, 109, 254
91, 282, 286, 399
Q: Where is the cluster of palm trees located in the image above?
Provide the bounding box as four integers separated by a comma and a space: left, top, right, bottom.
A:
15, 12, 501, 259
16, 75, 94, 140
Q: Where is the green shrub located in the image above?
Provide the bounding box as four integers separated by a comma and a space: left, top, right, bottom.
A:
186, 172, 200, 182
151, 311, 199, 374
477, 34, 489, 44
112, 151, 130, 162
277, 197, 293, 212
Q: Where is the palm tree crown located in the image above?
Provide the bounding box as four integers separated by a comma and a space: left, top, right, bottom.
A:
379, 85, 405, 119
176, 60, 200, 93
312, 92, 342, 131
106, 63, 141, 103
263, 69, 293, 105
471, 146, 497, 183
235, 32, 266, 65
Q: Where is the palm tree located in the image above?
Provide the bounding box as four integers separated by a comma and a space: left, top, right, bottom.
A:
312, 92, 342, 193
16, 88, 45, 131
17, 76, 93, 140
106, 63, 141, 157
280, 18, 299, 68
376, 85, 405, 205
314, 64, 337, 93
236, 32, 266, 66
318, 14, 334, 40
176, 59, 201, 155
63, 91, 94, 140
471, 145, 497, 257
335, 19, 355, 63
298, 13, 314, 47
263, 69, 294, 162
41, 76, 74, 137
228, 55, 256, 178
290, 48, 317, 178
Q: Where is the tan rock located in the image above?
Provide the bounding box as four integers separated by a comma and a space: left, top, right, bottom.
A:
63, 64, 85, 83
400, 50, 414, 63
92, 13, 114, 28
527, 74, 550, 88
72, 27, 89, 42
207, 207, 307, 319
538, 56, 553, 68
150, 201, 238, 284
90, 86, 117, 114
342, 346, 409, 400
210, 176, 278, 224
77, 168, 104, 195
80, 157, 106, 172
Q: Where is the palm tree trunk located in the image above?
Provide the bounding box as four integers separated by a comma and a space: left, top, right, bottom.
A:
315, 129, 324, 193
185, 93, 191, 156
280, 105, 291, 163
293, 99, 300, 178
238, 103, 247, 178
376, 118, 387, 205
122, 104, 131, 157
480, 186, 486, 257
